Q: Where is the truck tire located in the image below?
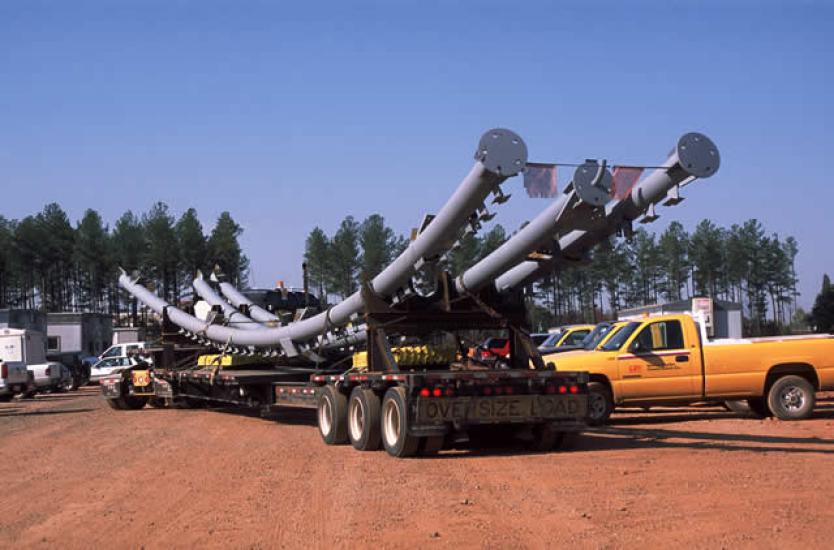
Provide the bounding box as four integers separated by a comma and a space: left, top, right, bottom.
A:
148, 397, 168, 408
528, 422, 564, 452
381, 387, 419, 458
107, 395, 147, 410
317, 385, 348, 445
767, 375, 816, 421
587, 382, 614, 426
106, 397, 125, 410
348, 387, 381, 451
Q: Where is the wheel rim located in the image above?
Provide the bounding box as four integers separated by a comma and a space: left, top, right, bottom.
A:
779, 385, 806, 412
383, 399, 400, 447
319, 396, 333, 435
349, 396, 365, 441
589, 392, 606, 420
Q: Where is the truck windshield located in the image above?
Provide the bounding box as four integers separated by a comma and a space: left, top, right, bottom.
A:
581, 324, 613, 350
600, 322, 640, 351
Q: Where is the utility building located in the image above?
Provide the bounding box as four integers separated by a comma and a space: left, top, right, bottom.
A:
47, 312, 113, 356
0, 309, 47, 333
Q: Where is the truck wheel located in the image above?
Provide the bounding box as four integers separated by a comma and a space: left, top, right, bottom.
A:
148, 397, 167, 408
348, 387, 381, 451
587, 382, 614, 426
122, 396, 148, 410
318, 385, 348, 445
528, 422, 564, 452
381, 387, 419, 458
767, 375, 815, 421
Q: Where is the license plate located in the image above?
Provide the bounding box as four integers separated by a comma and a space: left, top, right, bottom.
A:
417, 395, 586, 423
132, 370, 151, 387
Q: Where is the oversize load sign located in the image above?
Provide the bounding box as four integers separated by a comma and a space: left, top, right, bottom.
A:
417, 395, 586, 423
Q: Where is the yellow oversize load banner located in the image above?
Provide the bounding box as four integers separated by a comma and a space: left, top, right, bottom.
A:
132, 370, 151, 387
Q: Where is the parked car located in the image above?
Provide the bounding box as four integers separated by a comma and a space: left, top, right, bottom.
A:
0, 358, 29, 401
99, 342, 151, 364
530, 333, 550, 347
46, 351, 92, 389
90, 356, 139, 383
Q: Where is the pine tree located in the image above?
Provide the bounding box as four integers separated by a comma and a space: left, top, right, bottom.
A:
810, 274, 834, 333
304, 227, 331, 303
142, 202, 179, 302
74, 209, 110, 311
658, 221, 690, 301
359, 214, 397, 280
207, 212, 249, 286
327, 216, 361, 298
176, 208, 207, 291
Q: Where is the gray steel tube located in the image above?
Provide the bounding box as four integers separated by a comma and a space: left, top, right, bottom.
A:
192, 273, 261, 330
494, 132, 720, 292
218, 281, 281, 324
120, 129, 528, 350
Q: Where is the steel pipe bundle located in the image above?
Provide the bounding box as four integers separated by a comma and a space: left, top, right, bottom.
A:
494, 132, 720, 292
120, 128, 528, 354
192, 272, 262, 330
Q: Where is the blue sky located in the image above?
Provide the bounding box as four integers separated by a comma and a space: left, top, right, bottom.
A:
1, 0, 832, 308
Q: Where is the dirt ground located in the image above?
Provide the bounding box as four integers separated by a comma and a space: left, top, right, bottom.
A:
1, 388, 832, 549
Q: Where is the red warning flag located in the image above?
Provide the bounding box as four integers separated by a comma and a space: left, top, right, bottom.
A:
610, 166, 644, 200
524, 163, 558, 198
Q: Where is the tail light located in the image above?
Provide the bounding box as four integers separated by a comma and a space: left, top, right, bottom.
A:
432, 387, 443, 398
559, 385, 568, 394
444, 387, 455, 397
545, 384, 557, 395
483, 386, 493, 396
419, 387, 430, 398
569, 385, 579, 394
504, 386, 514, 395
494, 386, 504, 396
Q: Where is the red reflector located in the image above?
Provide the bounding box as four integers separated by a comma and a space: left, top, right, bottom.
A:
432, 387, 443, 398
559, 385, 568, 394
444, 388, 455, 397
419, 388, 430, 398
494, 386, 504, 395
483, 387, 493, 396
504, 386, 513, 395
569, 385, 579, 394
545, 385, 556, 395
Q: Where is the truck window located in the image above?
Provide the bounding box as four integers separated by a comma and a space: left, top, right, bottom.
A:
632, 320, 685, 352
600, 322, 640, 351
101, 346, 120, 359
562, 330, 589, 347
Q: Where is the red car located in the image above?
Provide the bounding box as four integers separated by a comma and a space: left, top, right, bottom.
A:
470, 337, 510, 362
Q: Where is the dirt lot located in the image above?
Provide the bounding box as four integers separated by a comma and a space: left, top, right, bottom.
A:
1, 388, 832, 549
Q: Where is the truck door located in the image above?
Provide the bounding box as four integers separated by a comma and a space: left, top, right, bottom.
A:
617, 319, 700, 401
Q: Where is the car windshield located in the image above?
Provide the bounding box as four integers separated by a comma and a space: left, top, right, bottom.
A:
600, 322, 640, 351
539, 332, 562, 348
582, 324, 614, 350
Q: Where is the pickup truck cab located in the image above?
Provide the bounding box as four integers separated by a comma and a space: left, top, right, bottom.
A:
544, 314, 834, 424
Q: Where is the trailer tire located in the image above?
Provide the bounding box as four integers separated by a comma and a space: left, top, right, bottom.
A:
106, 397, 125, 410
318, 385, 348, 445
123, 395, 148, 410
348, 387, 381, 451
528, 422, 564, 452
767, 375, 815, 421
381, 387, 419, 458
587, 382, 613, 425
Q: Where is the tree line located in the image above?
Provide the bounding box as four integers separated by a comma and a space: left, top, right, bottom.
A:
304, 216, 802, 336
529, 219, 800, 335
0, 203, 249, 319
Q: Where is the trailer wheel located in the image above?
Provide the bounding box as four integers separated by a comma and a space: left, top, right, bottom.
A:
318, 385, 348, 445
381, 387, 419, 458
587, 382, 614, 425
348, 387, 381, 451
767, 375, 815, 421
528, 422, 564, 452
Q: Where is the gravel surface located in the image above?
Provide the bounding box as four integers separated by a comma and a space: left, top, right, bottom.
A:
1, 387, 832, 548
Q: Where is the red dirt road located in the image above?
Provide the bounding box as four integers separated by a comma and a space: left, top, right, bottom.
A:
1, 388, 832, 548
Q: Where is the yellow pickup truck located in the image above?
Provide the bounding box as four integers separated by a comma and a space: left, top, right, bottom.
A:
543, 313, 834, 424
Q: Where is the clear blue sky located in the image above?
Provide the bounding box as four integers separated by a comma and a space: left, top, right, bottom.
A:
1, 1, 832, 309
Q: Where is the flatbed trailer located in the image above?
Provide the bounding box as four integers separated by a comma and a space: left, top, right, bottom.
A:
101, 278, 590, 457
